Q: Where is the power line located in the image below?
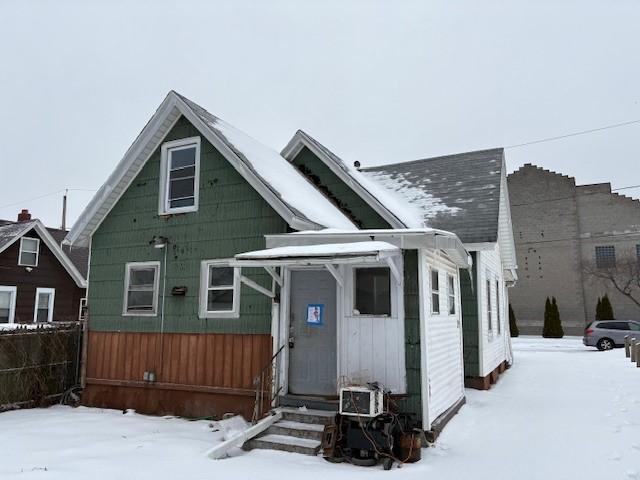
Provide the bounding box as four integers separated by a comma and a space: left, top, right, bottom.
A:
0, 188, 97, 211
505, 118, 640, 149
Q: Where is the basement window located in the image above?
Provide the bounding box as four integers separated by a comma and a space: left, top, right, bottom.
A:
595, 245, 616, 269
199, 261, 240, 318
123, 262, 160, 316
431, 269, 440, 315
159, 137, 201, 215
354, 267, 391, 316
18, 237, 40, 267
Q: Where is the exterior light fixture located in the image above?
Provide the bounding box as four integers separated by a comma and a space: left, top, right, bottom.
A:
150, 236, 168, 249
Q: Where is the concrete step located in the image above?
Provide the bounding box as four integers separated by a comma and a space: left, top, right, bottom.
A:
279, 407, 336, 426
279, 394, 339, 412
266, 419, 325, 441
245, 433, 322, 455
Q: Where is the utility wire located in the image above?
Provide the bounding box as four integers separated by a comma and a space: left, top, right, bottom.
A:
0, 188, 97, 211
505, 118, 640, 149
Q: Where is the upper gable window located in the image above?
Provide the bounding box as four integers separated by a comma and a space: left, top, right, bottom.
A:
159, 137, 201, 215
19, 237, 40, 267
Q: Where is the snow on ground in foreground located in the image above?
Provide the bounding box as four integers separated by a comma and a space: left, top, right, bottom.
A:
1, 336, 639, 480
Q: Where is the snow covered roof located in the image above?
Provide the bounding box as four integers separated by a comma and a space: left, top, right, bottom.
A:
362, 148, 505, 244
235, 241, 399, 262
65, 92, 356, 247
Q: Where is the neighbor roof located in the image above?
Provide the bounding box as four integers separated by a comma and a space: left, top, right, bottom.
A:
0, 219, 87, 287
361, 149, 505, 244
65, 91, 356, 247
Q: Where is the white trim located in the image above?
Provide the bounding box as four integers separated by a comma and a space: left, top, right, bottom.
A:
78, 297, 87, 321
199, 260, 241, 319
18, 237, 40, 267
33, 287, 55, 323
0, 286, 17, 324
325, 264, 344, 287
417, 248, 431, 430
158, 136, 201, 215
123, 261, 161, 316
240, 275, 274, 298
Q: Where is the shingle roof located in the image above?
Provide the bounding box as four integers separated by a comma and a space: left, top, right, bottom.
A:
0, 220, 89, 278
361, 148, 505, 243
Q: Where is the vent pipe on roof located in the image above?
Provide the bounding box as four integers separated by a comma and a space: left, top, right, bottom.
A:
61, 189, 68, 231
17, 209, 31, 222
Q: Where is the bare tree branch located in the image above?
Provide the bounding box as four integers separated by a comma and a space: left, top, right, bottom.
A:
583, 255, 640, 309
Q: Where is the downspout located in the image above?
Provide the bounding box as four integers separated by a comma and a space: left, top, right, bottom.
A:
159, 245, 168, 380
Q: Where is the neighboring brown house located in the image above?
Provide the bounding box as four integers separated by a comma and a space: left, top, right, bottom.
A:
0, 210, 87, 324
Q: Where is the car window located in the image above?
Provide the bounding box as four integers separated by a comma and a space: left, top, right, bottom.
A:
629, 322, 640, 332
599, 321, 630, 330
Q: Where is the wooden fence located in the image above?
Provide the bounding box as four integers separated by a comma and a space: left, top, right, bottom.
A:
0, 323, 83, 411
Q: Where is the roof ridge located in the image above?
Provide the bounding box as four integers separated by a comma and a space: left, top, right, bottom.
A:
362, 147, 504, 171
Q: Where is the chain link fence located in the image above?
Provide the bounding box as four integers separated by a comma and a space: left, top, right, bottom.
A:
0, 323, 83, 412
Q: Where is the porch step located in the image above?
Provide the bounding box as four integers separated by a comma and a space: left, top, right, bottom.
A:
266, 420, 325, 441
279, 407, 336, 426
245, 434, 322, 455
279, 394, 339, 412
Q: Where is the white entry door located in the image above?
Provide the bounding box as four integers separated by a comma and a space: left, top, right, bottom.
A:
34, 288, 55, 323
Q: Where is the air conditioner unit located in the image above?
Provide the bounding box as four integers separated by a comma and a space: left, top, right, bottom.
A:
339, 386, 384, 417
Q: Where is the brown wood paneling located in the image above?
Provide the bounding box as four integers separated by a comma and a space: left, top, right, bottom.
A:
86, 331, 271, 395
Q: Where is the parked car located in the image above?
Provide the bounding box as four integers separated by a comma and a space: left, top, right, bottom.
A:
583, 320, 640, 350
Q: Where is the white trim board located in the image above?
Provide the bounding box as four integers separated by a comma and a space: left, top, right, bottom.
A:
33, 287, 55, 323
0, 286, 17, 324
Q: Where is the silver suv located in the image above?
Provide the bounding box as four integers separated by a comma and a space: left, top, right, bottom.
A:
583, 320, 640, 350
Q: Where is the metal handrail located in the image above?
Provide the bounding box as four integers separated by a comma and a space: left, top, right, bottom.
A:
252, 344, 286, 423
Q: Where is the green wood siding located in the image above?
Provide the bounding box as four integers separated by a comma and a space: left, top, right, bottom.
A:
399, 250, 422, 421
290, 147, 389, 229
88, 116, 288, 334
461, 252, 479, 377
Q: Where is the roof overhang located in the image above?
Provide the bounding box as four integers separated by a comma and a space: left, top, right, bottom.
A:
264, 229, 471, 269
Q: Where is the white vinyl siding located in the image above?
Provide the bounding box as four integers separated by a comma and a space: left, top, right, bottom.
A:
18, 237, 40, 267
159, 137, 201, 215
421, 250, 464, 427
123, 262, 160, 316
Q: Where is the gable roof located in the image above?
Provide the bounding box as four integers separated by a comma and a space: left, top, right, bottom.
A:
65, 92, 356, 247
0, 219, 87, 287
361, 148, 505, 244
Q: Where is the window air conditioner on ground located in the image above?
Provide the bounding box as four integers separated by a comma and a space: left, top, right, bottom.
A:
339, 386, 384, 417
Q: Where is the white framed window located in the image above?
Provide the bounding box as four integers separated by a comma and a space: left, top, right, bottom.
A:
354, 267, 391, 316
123, 262, 160, 316
19, 237, 40, 267
447, 274, 456, 315
159, 137, 201, 215
0, 286, 17, 324
486, 274, 493, 333
495, 279, 501, 335
199, 260, 241, 318
431, 268, 440, 314
78, 298, 88, 321
34, 287, 55, 323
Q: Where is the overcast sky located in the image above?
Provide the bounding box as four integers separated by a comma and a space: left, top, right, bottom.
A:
1, 0, 638, 228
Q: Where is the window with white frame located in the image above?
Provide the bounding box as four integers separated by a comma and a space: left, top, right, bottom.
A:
200, 261, 240, 318
495, 279, 501, 335
159, 137, 201, 214
19, 237, 40, 266
34, 288, 55, 323
0, 286, 17, 324
431, 269, 440, 314
123, 262, 160, 315
354, 267, 391, 316
486, 276, 493, 333
448, 274, 456, 315
78, 298, 88, 321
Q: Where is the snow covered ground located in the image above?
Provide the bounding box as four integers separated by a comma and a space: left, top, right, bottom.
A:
1, 336, 639, 479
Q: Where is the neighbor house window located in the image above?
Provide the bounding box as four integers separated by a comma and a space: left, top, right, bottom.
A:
0, 286, 17, 324
595, 245, 616, 269
431, 269, 440, 314
496, 280, 501, 335
447, 274, 456, 315
200, 261, 240, 318
123, 262, 160, 316
486, 276, 493, 333
18, 237, 40, 266
34, 288, 55, 323
354, 267, 391, 316
78, 298, 88, 321
159, 137, 201, 214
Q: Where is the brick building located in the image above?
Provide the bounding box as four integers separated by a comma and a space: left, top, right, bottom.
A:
507, 164, 640, 335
